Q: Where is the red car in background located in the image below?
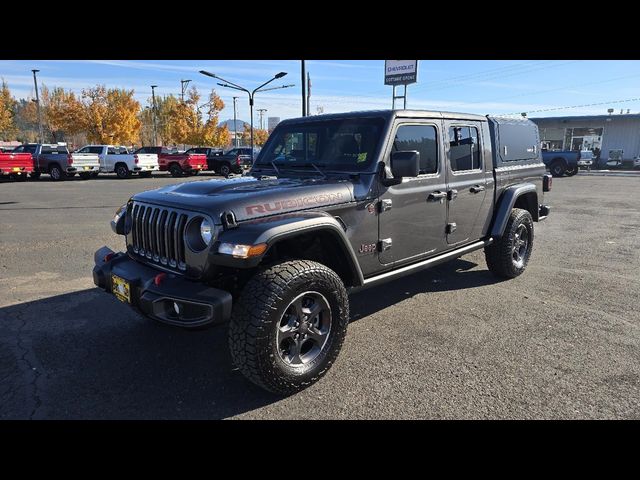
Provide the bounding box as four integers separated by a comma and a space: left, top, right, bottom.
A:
133, 146, 206, 177
0, 151, 34, 181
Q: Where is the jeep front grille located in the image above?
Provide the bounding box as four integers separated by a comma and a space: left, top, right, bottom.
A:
130, 202, 189, 271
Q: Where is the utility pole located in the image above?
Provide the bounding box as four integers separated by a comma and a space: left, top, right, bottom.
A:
151, 85, 158, 146
257, 109, 267, 130
32, 69, 43, 143
232, 96, 238, 147
307, 71, 311, 116
180, 79, 192, 103
301, 60, 307, 117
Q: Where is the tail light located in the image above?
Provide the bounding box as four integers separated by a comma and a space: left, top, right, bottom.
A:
236, 155, 241, 165
134, 154, 139, 164
543, 174, 552, 192
67, 154, 73, 165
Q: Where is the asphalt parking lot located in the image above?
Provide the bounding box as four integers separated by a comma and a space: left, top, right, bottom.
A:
1, 172, 639, 419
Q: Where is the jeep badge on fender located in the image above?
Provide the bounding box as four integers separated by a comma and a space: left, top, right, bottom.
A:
93, 110, 551, 395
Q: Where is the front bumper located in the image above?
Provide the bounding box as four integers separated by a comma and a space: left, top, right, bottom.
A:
93, 246, 233, 328
577, 160, 592, 167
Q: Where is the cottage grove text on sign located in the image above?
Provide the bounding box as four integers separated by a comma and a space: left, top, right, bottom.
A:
384, 60, 418, 85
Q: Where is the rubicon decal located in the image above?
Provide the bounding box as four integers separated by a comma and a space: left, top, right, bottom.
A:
246, 193, 344, 215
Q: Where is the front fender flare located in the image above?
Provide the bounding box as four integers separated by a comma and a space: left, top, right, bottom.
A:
490, 183, 538, 239
210, 211, 365, 286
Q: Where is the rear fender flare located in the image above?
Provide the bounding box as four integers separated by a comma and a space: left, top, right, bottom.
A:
490, 184, 538, 239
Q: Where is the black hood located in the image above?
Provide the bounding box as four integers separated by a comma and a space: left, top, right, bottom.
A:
132, 176, 355, 223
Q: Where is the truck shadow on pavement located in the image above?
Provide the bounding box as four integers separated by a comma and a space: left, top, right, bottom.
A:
0, 258, 500, 420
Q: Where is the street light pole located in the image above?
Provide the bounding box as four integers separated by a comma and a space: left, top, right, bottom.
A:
32, 69, 43, 143
257, 109, 267, 130
151, 85, 158, 146
232, 96, 238, 147
301, 60, 307, 117
199, 70, 289, 163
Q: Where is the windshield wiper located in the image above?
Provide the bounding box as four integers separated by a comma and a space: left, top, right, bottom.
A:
270, 161, 281, 177
303, 162, 327, 179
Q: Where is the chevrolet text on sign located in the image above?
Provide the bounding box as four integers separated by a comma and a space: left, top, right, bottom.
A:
384, 60, 418, 85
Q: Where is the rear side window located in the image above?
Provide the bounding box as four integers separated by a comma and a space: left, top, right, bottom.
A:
393, 124, 439, 174
449, 126, 480, 171
107, 147, 118, 155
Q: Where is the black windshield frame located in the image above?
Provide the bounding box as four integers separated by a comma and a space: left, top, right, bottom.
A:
253, 117, 386, 173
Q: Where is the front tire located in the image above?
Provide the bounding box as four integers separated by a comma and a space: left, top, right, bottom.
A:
485, 208, 534, 279
229, 260, 349, 395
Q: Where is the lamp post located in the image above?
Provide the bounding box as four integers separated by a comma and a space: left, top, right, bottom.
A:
151, 85, 158, 146
180, 79, 191, 103
232, 96, 238, 147
31, 69, 43, 143
199, 70, 289, 162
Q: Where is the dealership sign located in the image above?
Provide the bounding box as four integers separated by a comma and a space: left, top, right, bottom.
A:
384, 60, 418, 85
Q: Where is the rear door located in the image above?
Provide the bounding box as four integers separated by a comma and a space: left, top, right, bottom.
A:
378, 121, 448, 265
444, 122, 490, 245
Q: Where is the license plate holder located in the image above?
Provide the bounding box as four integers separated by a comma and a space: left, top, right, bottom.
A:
111, 274, 131, 304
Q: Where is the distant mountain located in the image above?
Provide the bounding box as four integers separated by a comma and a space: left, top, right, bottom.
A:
219, 119, 249, 132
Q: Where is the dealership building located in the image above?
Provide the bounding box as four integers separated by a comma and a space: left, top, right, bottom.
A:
530, 113, 640, 161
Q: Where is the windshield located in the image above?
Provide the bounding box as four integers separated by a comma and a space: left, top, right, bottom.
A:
254, 117, 385, 172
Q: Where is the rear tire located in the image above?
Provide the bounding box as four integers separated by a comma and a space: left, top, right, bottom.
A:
169, 163, 183, 177
79, 172, 92, 180
49, 165, 64, 181
115, 163, 131, 179
229, 260, 349, 395
30, 172, 41, 180
485, 208, 534, 279
550, 161, 566, 177
219, 163, 231, 177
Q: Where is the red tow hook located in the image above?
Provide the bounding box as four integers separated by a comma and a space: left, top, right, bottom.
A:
154, 273, 167, 286
104, 252, 115, 262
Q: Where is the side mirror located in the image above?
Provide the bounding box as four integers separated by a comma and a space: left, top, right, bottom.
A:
390, 150, 420, 179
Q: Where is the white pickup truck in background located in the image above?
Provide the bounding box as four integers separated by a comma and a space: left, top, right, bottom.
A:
75, 145, 159, 178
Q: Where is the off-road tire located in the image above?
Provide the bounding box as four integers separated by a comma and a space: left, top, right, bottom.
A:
49, 165, 64, 181
229, 260, 349, 395
550, 161, 566, 177
115, 163, 131, 179
169, 163, 183, 177
485, 208, 534, 279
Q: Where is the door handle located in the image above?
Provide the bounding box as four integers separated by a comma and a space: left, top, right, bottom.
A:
427, 191, 447, 201
470, 185, 485, 193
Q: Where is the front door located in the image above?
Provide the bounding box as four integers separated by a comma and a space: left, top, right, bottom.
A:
378, 121, 447, 265
444, 123, 489, 245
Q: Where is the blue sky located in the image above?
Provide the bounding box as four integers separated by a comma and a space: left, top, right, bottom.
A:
2, 60, 640, 123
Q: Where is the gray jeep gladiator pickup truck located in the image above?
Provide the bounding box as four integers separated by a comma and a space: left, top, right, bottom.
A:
93, 110, 552, 395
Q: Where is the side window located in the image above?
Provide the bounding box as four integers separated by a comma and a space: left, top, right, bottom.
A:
449, 126, 481, 171
13, 146, 24, 153
393, 124, 438, 174
107, 147, 117, 155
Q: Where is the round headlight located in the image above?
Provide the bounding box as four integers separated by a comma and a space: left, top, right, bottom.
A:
200, 218, 213, 245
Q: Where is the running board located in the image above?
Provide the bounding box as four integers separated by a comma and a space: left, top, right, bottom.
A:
355, 239, 493, 290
